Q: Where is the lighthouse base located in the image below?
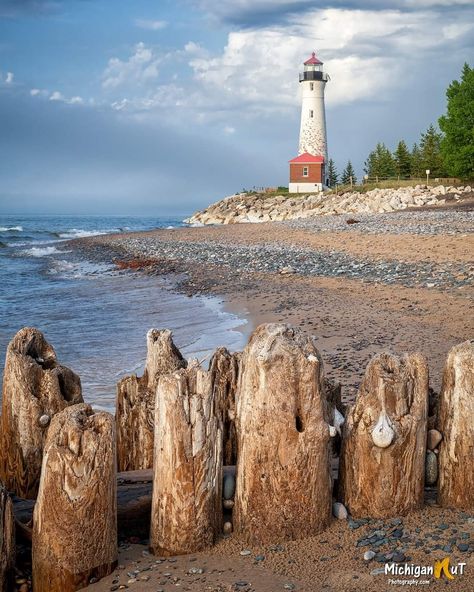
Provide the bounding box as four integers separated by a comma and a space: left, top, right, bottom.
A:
289, 182, 324, 194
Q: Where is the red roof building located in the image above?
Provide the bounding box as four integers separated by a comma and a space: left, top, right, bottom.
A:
289, 152, 325, 193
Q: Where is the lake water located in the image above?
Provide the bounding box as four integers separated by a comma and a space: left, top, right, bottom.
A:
0, 215, 247, 411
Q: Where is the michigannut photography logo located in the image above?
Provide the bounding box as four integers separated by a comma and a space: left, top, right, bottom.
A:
385, 557, 467, 586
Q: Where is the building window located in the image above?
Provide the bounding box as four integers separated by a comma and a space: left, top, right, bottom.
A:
303, 166, 309, 177
310, 83, 314, 91
309, 110, 314, 118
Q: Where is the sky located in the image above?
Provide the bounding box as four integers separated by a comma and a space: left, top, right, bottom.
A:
0, 0, 473, 216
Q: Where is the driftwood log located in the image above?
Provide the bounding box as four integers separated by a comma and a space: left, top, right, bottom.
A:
339, 352, 429, 518
150, 362, 223, 556
438, 341, 474, 510
32, 404, 117, 592
209, 347, 240, 465
0, 482, 15, 592
0, 327, 83, 499
233, 324, 333, 544
116, 329, 186, 471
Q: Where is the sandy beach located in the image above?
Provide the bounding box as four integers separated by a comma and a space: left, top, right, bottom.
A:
62, 204, 474, 592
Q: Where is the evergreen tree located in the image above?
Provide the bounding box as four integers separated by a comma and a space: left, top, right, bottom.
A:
341, 160, 357, 185
393, 140, 412, 178
439, 63, 474, 179
411, 142, 423, 177
327, 158, 338, 186
419, 124, 445, 177
364, 143, 396, 178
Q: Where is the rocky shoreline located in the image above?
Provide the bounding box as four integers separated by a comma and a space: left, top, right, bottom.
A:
185, 185, 473, 225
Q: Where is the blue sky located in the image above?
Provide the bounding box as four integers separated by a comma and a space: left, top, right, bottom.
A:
0, 0, 473, 215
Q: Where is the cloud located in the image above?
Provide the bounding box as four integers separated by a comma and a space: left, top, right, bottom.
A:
134, 18, 168, 31
102, 42, 162, 90
0, 0, 61, 18
5, 71, 14, 84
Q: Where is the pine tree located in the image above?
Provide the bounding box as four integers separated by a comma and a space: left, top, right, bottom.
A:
393, 140, 412, 178
364, 143, 396, 178
341, 160, 357, 185
419, 124, 445, 177
411, 142, 423, 177
327, 159, 338, 187
439, 63, 474, 179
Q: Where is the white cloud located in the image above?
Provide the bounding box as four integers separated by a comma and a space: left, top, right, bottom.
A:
5, 72, 14, 84
224, 125, 236, 134
102, 42, 162, 89
135, 19, 168, 31
49, 91, 65, 101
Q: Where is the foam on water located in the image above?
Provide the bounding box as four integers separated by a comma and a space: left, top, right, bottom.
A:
0, 226, 23, 232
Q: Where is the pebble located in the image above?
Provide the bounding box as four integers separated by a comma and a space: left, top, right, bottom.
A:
425, 450, 438, 485
427, 429, 442, 450
364, 550, 376, 561
332, 502, 348, 520
223, 499, 235, 510
283, 585, 295, 590
240, 550, 252, 556
223, 521, 233, 535
457, 543, 469, 552
223, 472, 236, 500
38, 414, 50, 427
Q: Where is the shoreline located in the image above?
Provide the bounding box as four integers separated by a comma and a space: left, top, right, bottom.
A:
69, 207, 473, 403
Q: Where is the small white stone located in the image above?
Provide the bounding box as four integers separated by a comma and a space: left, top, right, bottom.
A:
364, 550, 376, 561
38, 414, 50, 428
332, 501, 348, 519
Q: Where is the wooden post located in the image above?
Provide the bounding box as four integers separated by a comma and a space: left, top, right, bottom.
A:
32, 404, 117, 592
150, 362, 223, 556
233, 324, 332, 545
0, 327, 83, 499
116, 329, 186, 471
0, 482, 15, 592
339, 352, 428, 518
209, 347, 240, 465
438, 341, 474, 510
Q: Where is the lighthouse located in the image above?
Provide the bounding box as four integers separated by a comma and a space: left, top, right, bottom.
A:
289, 52, 329, 193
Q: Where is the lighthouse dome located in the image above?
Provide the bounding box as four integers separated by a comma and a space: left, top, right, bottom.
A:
304, 52, 323, 66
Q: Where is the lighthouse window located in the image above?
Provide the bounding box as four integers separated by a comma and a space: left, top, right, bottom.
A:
309, 110, 314, 118
310, 83, 314, 91
303, 167, 309, 177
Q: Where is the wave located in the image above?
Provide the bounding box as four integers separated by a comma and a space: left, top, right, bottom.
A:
0, 241, 7, 248
22, 246, 67, 257
58, 228, 115, 239
0, 226, 23, 232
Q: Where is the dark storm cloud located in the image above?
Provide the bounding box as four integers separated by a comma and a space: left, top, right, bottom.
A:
196, 0, 473, 28
0, 88, 281, 214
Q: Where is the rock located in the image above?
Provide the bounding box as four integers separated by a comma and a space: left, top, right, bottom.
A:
240, 550, 251, 556
438, 341, 474, 511
279, 266, 296, 275
223, 522, 233, 535
332, 502, 348, 520
364, 550, 376, 561
223, 471, 236, 500
340, 352, 428, 518
0, 482, 15, 592
427, 429, 442, 450
223, 499, 234, 510
425, 451, 438, 486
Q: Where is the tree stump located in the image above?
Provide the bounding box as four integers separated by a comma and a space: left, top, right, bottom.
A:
116, 329, 186, 471
233, 324, 333, 545
0, 482, 15, 592
150, 362, 223, 556
0, 327, 83, 499
32, 404, 117, 592
438, 340, 474, 510
209, 347, 240, 465
339, 352, 429, 518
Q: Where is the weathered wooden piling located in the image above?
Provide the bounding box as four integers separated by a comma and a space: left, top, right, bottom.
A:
438, 340, 474, 510
150, 361, 223, 556
0, 482, 15, 592
340, 352, 429, 518
233, 324, 333, 544
32, 404, 117, 592
116, 329, 186, 471
0, 327, 83, 499
209, 347, 240, 465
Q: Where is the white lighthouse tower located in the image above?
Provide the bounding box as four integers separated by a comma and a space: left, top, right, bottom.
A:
289, 52, 329, 193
